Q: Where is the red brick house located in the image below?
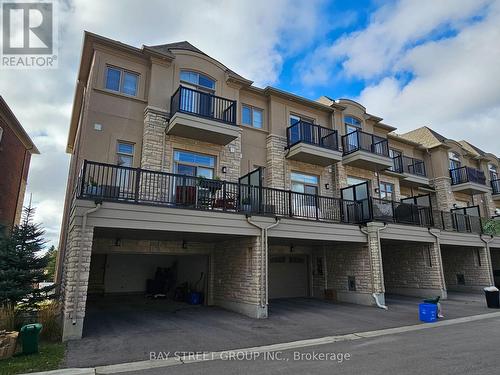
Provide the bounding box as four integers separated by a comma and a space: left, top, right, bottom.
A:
0, 96, 39, 235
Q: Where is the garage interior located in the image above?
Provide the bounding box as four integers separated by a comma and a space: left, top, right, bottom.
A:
491, 248, 500, 288
381, 239, 445, 299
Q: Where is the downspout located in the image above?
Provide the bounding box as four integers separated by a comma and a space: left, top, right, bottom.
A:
480, 234, 495, 286
428, 229, 447, 296
72, 202, 101, 324
246, 216, 280, 308
360, 224, 388, 310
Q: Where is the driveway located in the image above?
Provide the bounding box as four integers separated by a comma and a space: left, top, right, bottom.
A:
65, 292, 491, 368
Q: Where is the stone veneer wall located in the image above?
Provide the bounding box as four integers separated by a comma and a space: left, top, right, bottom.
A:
62, 223, 94, 341
441, 245, 493, 292
213, 236, 266, 318
381, 242, 446, 298
430, 177, 455, 212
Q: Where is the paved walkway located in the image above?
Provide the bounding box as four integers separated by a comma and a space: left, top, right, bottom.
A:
65, 292, 490, 368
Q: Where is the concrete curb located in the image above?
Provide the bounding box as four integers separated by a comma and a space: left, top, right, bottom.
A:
30, 311, 500, 375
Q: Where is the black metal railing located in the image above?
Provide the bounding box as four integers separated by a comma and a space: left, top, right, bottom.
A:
433, 211, 483, 234
286, 121, 339, 151
341, 130, 389, 157
371, 197, 433, 226
78, 161, 497, 235
170, 85, 237, 125
491, 179, 500, 195
389, 155, 426, 177
449, 166, 486, 185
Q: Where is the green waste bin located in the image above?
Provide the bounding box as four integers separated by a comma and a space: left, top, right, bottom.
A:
20, 323, 43, 355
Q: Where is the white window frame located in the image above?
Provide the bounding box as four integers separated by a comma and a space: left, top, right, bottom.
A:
116, 141, 135, 167
180, 70, 216, 93
241, 104, 263, 128
105, 66, 139, 97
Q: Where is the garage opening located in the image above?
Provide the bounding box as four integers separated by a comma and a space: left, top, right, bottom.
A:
269, 254, 310, 299
88, 253, 209, 305
491, 248, 500, 288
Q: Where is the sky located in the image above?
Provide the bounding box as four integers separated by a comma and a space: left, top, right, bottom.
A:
1, 0, 499, 248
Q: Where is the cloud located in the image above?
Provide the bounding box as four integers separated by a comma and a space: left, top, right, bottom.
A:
357, 0, 500, 154
1, 0, 327, 247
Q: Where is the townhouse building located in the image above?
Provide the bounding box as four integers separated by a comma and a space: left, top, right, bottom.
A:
0, 96, 39, 235
57, 32, 500, 341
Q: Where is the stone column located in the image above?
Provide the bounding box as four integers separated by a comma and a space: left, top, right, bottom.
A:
365, 222, 386, 304
62, 223, 94, 341
431, 176, 455, 211
266, 134, 287, 189
141, 106, 169, 171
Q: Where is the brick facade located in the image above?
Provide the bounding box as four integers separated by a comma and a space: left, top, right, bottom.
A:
381, 241, 446, 298
441, 245, 493, 292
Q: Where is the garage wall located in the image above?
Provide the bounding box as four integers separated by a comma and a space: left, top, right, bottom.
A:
213, 236, 266, 318
312, 243, 374, 305
381, 242, 445, 297
102, 254, 207, 293
441, 246, 492, 292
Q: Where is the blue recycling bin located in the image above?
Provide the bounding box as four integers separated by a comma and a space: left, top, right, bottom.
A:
419, 303, 438, 323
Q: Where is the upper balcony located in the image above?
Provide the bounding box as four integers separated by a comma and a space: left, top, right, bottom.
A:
341, 130, 392, 171
388, 155, 429, 186
285, 121, 342, 166
449, 166, 490, 195
492, 179, 500, 200
167, 85, 240, 145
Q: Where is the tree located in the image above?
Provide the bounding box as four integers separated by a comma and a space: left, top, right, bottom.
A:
45, 245, 57, 282
0, 205, 49, 307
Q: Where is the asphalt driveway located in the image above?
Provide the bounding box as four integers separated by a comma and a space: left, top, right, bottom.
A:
64, 292, 491, 368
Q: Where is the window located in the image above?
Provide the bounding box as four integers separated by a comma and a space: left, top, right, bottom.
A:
0, 126, 3, 144
180, 70, 215, 92
174, 150, 216, 178
290, 114, 313, 126
379, 182, 394, 200
105, 66, 139, 96
489, 164, 498, 180
291, 172, 319, 195
389, 149, 402, 158
449, 151, 461, 170
344, 116, 362, 134
347, 176, 367, 186
241, 105, 263, 128
116, 141, 134, 167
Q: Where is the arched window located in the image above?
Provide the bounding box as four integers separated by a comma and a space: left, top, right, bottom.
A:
180, 70, 215, 92
489, 163, 498, 180
449, 151, 461, 170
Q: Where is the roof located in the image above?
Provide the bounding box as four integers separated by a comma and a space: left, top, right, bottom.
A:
399, 126, 447, 148
144, 41, 250, 84
0, 96, 39, 154
459, 140, 486, 157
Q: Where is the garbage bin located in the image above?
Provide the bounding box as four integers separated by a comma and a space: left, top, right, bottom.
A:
419, 303, 438, 323
484, 286, 500, 308
20, 323, 43, 355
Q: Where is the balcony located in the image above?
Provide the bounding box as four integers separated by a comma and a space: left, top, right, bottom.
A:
341, 130, 392, 171
387, 155, 429, 186
449, 166, 490, 195
285, 121, 342, 166
492, 179, 500, 200
167, 85, 240, 145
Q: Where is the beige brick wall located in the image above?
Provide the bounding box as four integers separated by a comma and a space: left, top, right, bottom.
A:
213, 236, 263, 307
441, 246, 492, 290
381, 242, 444, 292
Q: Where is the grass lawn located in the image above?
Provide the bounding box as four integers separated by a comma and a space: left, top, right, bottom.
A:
0, 342, 65, 375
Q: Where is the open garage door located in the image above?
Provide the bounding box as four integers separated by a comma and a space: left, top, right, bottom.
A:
269, 255, 309, 299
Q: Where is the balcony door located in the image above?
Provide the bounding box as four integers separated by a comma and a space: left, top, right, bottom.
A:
344, 116, 362, 151
291, 172, 318, 217
180, 71, 215, 117
290, 115, 314, 144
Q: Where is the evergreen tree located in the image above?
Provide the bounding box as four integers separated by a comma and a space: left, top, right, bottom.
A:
0, 205, 49, 307
45, 245, 57, 282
